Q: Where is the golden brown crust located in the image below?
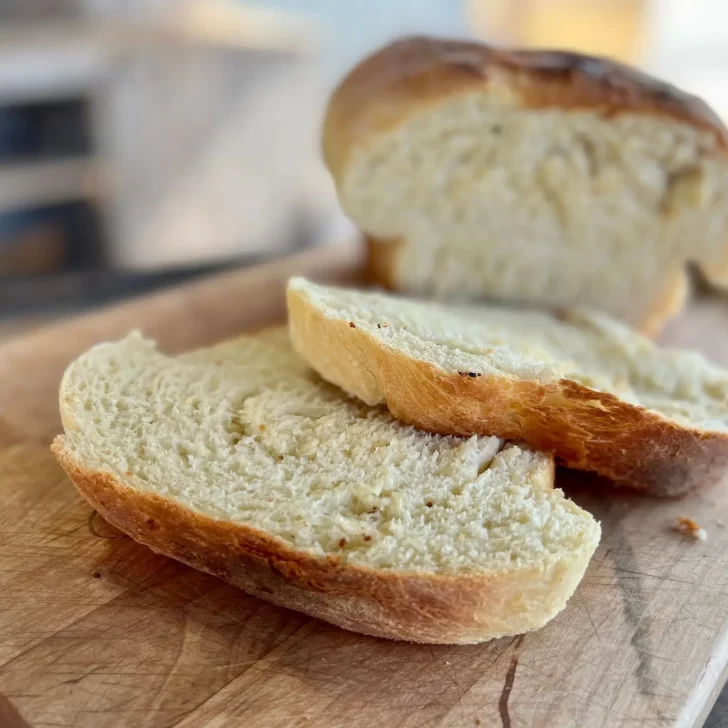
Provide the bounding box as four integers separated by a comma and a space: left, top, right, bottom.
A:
52, 438, 591, 644
288, 287, 728, 497
324, 36, 728, 180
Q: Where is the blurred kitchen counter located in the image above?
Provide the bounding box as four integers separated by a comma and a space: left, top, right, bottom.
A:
0, 2, 341, 279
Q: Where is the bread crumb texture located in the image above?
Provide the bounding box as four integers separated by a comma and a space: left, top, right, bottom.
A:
344, 103, 728, 324
57, 329, 598, 575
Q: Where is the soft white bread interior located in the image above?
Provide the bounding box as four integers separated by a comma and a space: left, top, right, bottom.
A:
288, 278, 728, 496
52, 328, 599, 644
323, 37, 728, 334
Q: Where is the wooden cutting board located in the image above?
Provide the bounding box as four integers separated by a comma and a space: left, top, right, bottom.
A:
2, 241, 728, 728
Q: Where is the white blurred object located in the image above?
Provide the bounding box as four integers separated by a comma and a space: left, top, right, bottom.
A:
98, 45, 328, 269
245, 0, 470, 87
0, 0, 472, 271
0, 0, 332, 270
642, 0, 728, 121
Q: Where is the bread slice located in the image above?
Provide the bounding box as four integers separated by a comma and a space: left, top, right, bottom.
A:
323, 36, 728, 334
52, 328, 599, 644
288, 278, 728, 496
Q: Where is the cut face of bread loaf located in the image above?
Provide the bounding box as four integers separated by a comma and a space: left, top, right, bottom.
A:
52, 328, 599, 644
323, 36, 728, 334
288, 278, 728, 496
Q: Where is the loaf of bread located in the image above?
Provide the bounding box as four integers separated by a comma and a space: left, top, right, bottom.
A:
323, 36, 728, 334
52, 329, 599, 644
288, 278, 728, 496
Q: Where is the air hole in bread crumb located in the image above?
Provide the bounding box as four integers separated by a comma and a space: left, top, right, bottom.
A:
226, 414, 250, 445
339, 538, 346, 548
364, 535, 372, 542
477, 460, 492, 476
426, 501, 433, 508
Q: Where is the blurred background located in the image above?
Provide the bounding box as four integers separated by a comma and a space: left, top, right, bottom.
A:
1, 0, 728, 336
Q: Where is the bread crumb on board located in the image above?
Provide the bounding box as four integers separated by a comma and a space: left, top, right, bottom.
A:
675, 516, 707, 541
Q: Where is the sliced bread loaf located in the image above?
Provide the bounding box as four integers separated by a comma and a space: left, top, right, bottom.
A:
52, 329, 599, 644
323, 36, 728, 334
288, 278, 728, 496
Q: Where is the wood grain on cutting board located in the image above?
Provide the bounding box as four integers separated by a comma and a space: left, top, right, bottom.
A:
1, 242, 728, 728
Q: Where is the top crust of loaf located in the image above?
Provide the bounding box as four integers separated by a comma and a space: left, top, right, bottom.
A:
324, 36, 728, 180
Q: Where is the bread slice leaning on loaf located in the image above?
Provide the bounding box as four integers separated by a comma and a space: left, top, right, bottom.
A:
288, 278, 728, 496
323, 36, 728, 334
52, 328, 599, 644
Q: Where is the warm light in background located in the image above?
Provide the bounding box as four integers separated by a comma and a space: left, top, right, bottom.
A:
467, 0, 728, 120
467, 0, 646, 63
